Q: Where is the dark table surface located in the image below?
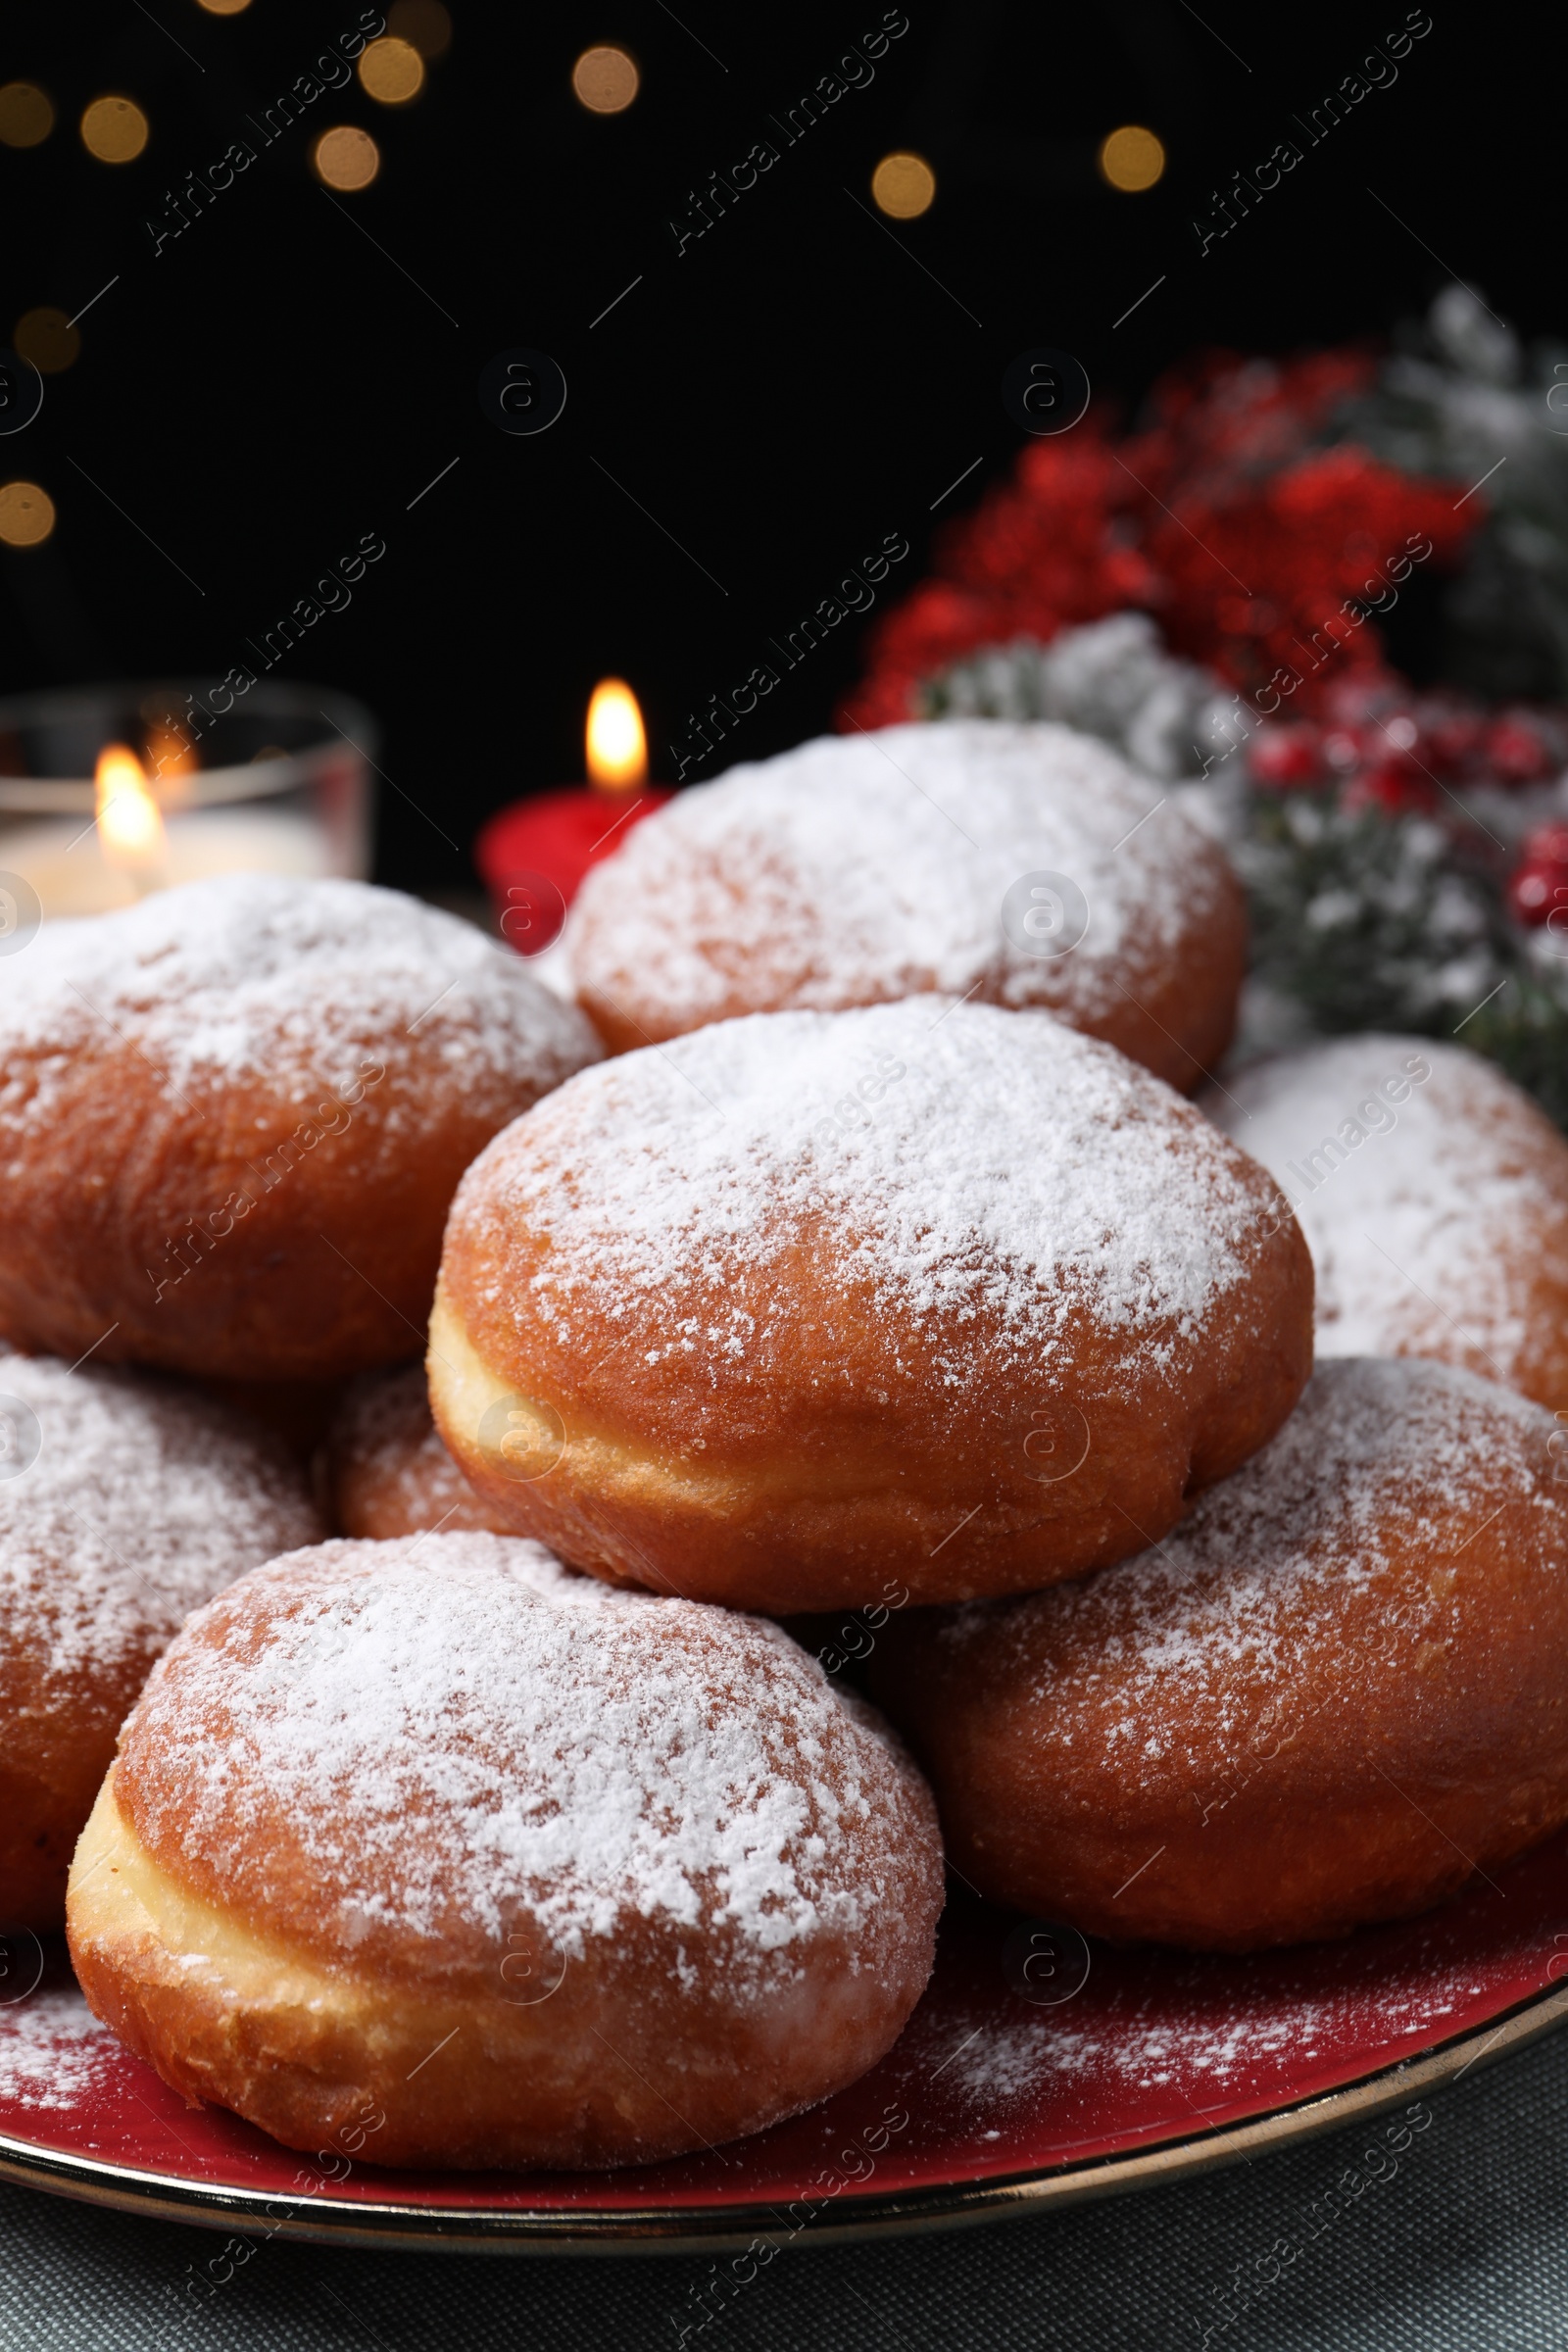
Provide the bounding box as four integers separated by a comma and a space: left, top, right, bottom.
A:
3, 2019, 1565, 2352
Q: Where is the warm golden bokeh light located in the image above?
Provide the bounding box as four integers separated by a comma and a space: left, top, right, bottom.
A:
145, 722, 200, 792
0, 481, 55, 549
871, 152, 936, 220
359, 36, 425, 105
195, 0, 253, 14
80, 95, 149, 164
388, 0, 452, 60
1099, 124, 1165, 192
0, 83, 54, 148
95, 745, 167, 885
586, 679, 648, 792
313, 124, 380, 191
14, 308, 79, 374
571, 46, 639, 115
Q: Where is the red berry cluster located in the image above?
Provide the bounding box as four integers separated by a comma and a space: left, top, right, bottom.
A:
1247, 681, 1568, 926
843, 346, 1476, 733
1248, 691, 1565, 812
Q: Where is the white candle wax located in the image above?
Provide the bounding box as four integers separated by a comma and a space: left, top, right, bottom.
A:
0, 807, 333, 919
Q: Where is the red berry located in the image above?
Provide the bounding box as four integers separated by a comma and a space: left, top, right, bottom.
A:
1424, 709, 1485, 771
1508, 864, 1568, 925
1249, 724, 1322, 787
1521, 822, 1568, 867
1486, 714, 1555, 784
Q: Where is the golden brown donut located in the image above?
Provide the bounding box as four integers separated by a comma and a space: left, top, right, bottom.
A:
0, 875, 601, 1382
429, 998, 1312, 1612
1202, 1034, 1568, 1413
1, 1354, 321, 1932
564, 721, 1248, 1089
68, 1535, 944, 2170
326, 1362, 504, 1538
868, 1357, 1568, 1952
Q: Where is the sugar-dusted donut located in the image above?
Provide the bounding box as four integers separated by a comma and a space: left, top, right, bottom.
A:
564, 722, 1247, 1087
1202, 1034, 1568, 1412
0, 875, 601, 1382
327, 1362, 503, 1539
68, 1536, 944, 2170
429, 998, 1312, 1612
1, 1355, 320, 1931
868, 1358, 1568, 1952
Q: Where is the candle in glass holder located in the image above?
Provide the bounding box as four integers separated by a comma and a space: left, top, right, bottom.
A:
3, 747, 330, 918
475, 679, 672, 955
0, 681, 375, 923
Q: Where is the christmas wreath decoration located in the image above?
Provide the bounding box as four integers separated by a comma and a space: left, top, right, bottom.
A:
844, 291, 1568, 1126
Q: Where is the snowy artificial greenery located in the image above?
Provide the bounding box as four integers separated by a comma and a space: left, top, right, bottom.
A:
919, 612, 1568, 1125
918, 612, 1238, 783
1342, 286, 1568, 701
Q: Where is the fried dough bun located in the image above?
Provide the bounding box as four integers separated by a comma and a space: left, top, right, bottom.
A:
326, 1362, 503, 1539
564, 721, 1246, 1089
1202, 1035, 1568, 1413
68, 1536, 944, 2170
429, 998, 1312, 1613
868, 1359, 1568, 1951
1, 1354, 320, 1931
0, 875, 601, 1382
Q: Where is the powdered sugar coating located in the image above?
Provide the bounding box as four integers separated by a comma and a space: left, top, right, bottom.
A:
1, 1355, 321, 1695
938, 1357, 1562, 1761
0, 1989, 122, 2115
119, 1536, 941, 1982
452, 998, 1275, 1389
1202, 1035, 1568, 1387
0, 872, 600, 1134
564, 720, 1237, 1031
917, 1974, 1469, 2111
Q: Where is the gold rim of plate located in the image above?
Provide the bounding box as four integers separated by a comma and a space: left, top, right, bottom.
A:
2, 1976, 1564, 2255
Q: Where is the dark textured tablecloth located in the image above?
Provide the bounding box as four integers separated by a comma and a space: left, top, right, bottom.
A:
3, 2022, 1565, 2352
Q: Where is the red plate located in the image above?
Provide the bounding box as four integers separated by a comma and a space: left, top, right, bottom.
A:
4, 1838, 1568, 2253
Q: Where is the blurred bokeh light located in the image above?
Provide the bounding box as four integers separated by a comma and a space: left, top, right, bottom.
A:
80, 95, 149, 164
360, 37, 425, 105
571, 46, 639, 114
387, 0, 452, 61
13, 308, 79, 373
313, 125, 381, 191
0, 83, 54, 148
871, 152, 936, 219
0, 482, 56, 548
1099, 124, 1165, 191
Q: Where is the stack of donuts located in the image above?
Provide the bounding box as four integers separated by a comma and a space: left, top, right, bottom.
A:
5, 718, 1568, 2173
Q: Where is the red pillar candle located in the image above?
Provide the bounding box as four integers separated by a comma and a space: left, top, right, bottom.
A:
475, 680, 672, 954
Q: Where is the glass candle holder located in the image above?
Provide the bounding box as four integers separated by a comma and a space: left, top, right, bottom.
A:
0, 679, 377, 929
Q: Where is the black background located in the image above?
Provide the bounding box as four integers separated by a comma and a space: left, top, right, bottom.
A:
0, 0, 1552, 894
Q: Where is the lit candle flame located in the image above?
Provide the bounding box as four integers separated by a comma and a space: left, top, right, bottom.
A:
585, 678, 648, 793
95, 744, 168, 893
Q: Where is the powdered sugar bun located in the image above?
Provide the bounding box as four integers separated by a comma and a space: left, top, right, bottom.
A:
1, 1354, 321, 1931
0, 875, 602, 1382
869, 1358, 1568, 1951
1201, 1034, 1568, 1412
430, 997, 1312, 1612
564, 721, 1247, 1086
69, 1534, 944, 2169
327, 1362, 504, 1538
